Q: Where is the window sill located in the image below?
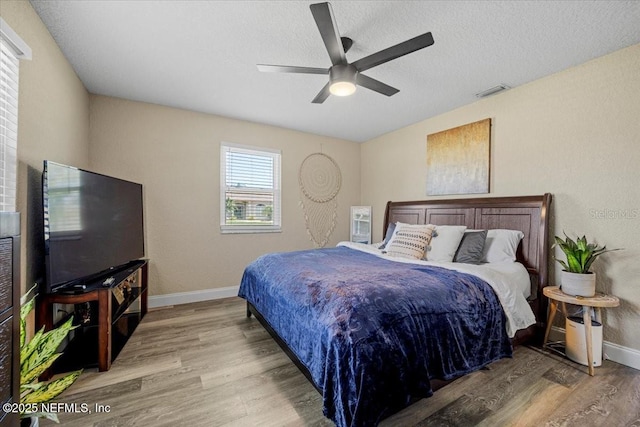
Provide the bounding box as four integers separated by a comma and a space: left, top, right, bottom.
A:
220, 227, 282, 235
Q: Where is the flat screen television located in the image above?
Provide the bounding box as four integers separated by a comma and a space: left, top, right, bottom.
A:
43, 161, 145, 293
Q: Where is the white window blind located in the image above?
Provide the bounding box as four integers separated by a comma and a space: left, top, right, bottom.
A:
220, 142, 281, 233
0, 18, 31, 213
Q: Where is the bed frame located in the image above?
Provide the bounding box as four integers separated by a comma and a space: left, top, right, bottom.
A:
246, 193, 552, 401
383, 193, 552, 345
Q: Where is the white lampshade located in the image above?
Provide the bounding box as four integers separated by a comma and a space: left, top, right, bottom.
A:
328, 64, 358, 97
329, 81, 357, 96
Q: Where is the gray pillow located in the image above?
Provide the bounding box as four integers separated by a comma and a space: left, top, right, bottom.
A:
378, 222, 396, 249
453, 230, 487, 264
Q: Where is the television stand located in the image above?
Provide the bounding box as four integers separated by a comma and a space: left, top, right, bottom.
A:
37, 260, 148, 373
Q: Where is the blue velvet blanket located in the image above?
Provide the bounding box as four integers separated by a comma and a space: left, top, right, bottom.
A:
238, 246, 512, 427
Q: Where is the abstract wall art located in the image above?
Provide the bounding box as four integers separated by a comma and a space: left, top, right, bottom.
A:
426, 118, 491, 195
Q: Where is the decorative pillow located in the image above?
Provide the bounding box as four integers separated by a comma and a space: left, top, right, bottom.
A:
453, 230, 488, 264
384, 223, 435, 260
482, 229, 524, 263
378, 222, 396, 250
425, 225, 467, 262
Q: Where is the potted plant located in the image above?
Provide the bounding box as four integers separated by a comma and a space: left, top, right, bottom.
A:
553, 233, 619, 297
20, 286, 82, 425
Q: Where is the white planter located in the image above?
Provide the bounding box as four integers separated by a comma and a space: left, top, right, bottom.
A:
561, 271, 596, 297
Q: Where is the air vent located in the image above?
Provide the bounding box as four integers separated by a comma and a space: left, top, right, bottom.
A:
475, 84, 511, 98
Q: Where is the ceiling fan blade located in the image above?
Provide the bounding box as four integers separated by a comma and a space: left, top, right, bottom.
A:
312, 82, 331, 104
257, 64, 329, 74
356, 74, 399, 97
310, 2, 346, 66
352, 32, 434, 72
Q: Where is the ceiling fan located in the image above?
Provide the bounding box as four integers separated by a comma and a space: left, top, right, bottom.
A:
257, 2, 434, 104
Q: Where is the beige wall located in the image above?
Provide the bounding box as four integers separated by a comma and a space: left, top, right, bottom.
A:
362, 43, 640, 351
1, 1, 90, 293
88, 95, 360, 296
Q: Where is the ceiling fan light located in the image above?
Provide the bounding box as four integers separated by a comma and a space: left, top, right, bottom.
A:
330, 81, 357, 96
329, 64, 358, 97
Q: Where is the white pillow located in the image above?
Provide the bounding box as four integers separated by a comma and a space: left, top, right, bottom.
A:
482, 229, 524, 263
425, 225, 467, 262
385, 223, 436, 260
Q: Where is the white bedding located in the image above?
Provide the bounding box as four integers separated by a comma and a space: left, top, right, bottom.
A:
337, 241, 536, 338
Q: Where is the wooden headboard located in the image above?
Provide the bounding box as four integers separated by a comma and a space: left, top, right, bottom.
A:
383, 194, 552, 340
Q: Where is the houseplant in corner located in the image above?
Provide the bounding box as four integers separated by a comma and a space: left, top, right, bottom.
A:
554, 233, 619, 297
20, 286, 82, 426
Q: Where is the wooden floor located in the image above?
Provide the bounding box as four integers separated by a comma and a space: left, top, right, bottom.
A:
44, 297, 640, 427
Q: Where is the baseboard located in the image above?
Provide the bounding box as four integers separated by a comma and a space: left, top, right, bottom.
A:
602, 341, 640, 371
148, 286, 239, 308
548, 326, 640, 371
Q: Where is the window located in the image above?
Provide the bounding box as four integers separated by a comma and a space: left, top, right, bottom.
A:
0, 18, 31, 212
220, 142, 281, 233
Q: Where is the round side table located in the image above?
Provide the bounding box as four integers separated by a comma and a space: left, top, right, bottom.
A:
542, 286, 619, 376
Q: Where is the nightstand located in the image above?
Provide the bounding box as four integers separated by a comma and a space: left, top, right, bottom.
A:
542, 286, 619, 375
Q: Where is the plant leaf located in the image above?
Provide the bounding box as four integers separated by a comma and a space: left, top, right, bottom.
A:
553, 257, 570, 271
21, 382, 45, 392
563, 232, 577, 249
20, 411, 60, 422
565, 251, 582, 273
21, 353, 62, 385
21, 317, 76, 382
579, 248, 592, 272
554, 233, 621, 273
21, 326, 45, 368
18, 285, 83, 421
22, 370, 82, 404
19, 284, 38, 307
20, 382, 45, 403
577, 235, 588, 251
19, 295, 36, 349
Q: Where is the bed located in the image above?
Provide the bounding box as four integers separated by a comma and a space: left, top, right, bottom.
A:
238, 194, 552, 426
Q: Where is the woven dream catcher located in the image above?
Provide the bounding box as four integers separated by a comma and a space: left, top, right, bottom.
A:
298, 153, 342, 247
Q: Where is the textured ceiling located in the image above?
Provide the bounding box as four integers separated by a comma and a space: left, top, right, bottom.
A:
30, 0, 640, 142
